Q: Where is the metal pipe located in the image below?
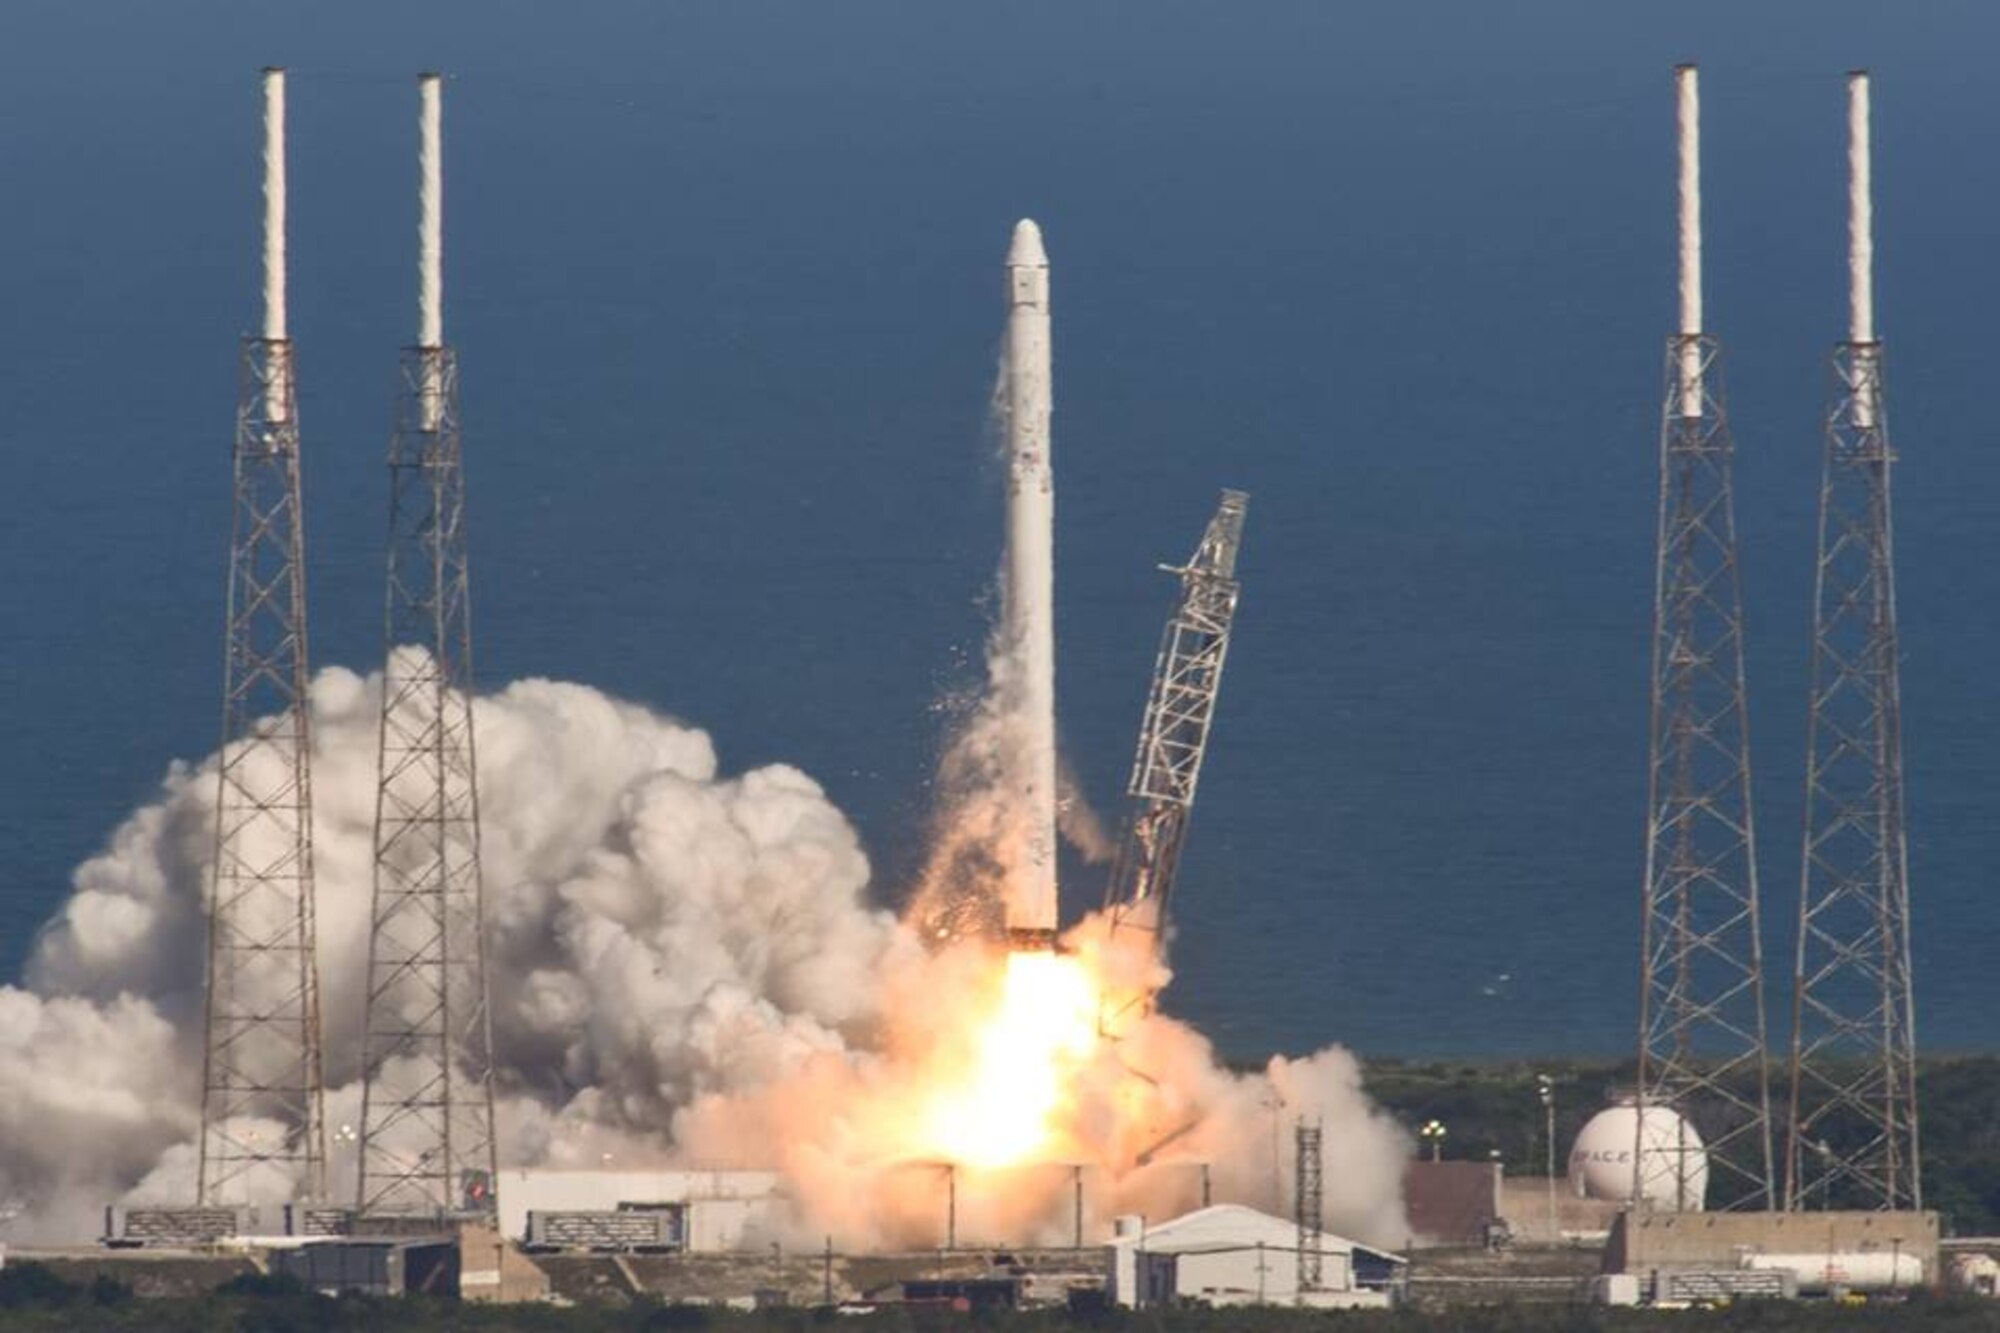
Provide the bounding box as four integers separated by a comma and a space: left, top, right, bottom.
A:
416, 73, 445, 432
1675, 64, 1703, 418
262, 67, 287, 344
1848, 70, 1878, 430
1073, 1165, 1084, 1248
1848, 70, 1873, 346
419, 73, 444, 350
261, 67, 289, 424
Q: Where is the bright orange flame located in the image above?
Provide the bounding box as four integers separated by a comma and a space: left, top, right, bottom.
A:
918, 949, 1100, 1169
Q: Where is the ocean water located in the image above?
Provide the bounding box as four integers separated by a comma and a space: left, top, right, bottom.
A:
0, 0, 1994, 1062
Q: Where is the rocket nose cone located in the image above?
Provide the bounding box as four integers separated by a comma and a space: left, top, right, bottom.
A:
1008, 218, 1048, 268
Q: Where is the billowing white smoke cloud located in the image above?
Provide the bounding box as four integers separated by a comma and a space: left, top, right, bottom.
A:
4, 667, 1406, 1248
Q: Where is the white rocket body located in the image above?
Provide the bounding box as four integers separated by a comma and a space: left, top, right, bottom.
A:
1004, 219, 1058, 945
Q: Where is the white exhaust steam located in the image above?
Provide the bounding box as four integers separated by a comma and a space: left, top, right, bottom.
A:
7, 666, 1407, 1247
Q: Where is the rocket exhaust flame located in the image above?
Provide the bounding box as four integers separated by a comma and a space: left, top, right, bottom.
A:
918, 948, 1099, 1170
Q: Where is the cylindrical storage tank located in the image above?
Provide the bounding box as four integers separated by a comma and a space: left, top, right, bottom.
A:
1568, 1098, 1708, 1210
1744, 1252, 1924, 1294
1949, 1253, 1999, 1296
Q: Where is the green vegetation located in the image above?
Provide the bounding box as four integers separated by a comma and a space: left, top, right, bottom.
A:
1358, 1054, 2000, 1234
0, 1265, 1992, 1332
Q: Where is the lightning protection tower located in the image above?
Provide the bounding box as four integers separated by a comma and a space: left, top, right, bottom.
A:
356, 73, 499, 1219
1633, 64, 1775, 1213
199, 66, 328, 1206
1784, 71, 1920, 1213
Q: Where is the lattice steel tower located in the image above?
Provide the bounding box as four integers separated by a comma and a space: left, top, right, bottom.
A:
1098, 491, 1246, 1032
1784, 71, 1920, 1213
199, 67, 328, 1206
1294, 1118, 1323, 1295
1102, 490, 1248, 944
356, 73, 499, 1219
1633, 64, 1775, 1212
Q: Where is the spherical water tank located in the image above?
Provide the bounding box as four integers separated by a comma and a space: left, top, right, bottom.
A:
1568, 1098, 1708, 1210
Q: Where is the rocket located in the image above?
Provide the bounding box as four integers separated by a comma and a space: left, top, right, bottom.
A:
1003, 218, 1059, 950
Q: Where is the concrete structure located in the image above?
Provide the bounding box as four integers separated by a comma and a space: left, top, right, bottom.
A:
273, 1236, 458, 1296
1607, 1208, 1939, 1291
457, 1221, 552, 1303
1107, 1205, 1402, 1309
1403, 1161, 1502, 1247
496, 1170, 781, 1253
1497, 1176, 1621, 1246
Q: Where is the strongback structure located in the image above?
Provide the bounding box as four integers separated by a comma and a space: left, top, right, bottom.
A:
1102, 490, 1249, 946
199, 66, 328, 1206
1098, 490, 1247, 1035
1784, 71, 1921, 1213
1634, 65, 1775, 1213
356, 74, 499, 1219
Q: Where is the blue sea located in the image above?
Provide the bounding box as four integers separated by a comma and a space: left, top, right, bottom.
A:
0, 0, 1993, 1062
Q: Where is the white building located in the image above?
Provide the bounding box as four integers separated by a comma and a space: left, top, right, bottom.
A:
497, 1169, 783, 1253
1106, 1205, 1403, 1309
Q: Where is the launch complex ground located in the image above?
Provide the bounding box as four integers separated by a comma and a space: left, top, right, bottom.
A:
5, 41, 1986, 1320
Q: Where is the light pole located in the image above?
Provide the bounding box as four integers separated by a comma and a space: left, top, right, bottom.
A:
1419, 1120, 1447, 1162
1537, 1074, 1557, 1242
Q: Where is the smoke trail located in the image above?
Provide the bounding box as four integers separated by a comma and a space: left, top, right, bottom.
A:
3, 667, 1406, 1248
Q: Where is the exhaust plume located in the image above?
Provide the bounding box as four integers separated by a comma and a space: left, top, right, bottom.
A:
6, 666, 1405, 1247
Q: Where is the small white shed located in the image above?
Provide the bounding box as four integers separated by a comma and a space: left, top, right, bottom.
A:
1106, 1204, 1401, 1309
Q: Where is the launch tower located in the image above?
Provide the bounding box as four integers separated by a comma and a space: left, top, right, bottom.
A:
1633, 64, 1775, 1212
198, 66, 328, 1206
355, 73, 499, 1219
1102, 490, 1248, 955
1783, 70, 1921, 1213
